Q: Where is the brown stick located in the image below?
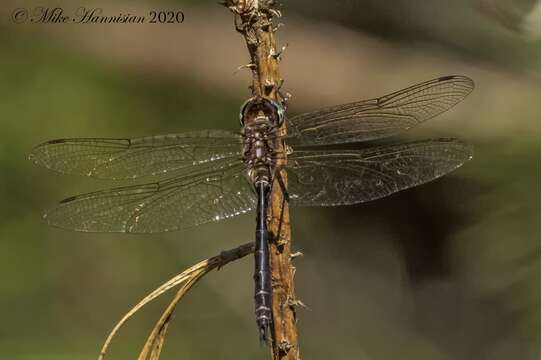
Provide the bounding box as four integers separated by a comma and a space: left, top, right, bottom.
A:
223, 1, 300, 359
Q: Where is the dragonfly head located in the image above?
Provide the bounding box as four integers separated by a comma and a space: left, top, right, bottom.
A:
240, 96, 285, 128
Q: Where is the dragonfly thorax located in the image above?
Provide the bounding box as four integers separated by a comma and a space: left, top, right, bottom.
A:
242, 123, 276, 186
240, 97, 284, 187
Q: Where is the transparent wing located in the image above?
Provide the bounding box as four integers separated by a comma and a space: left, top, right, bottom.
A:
287, 75, 474, 146
286, 139, 472, 206
29, 130, 242, 180
44, 159, 255, 233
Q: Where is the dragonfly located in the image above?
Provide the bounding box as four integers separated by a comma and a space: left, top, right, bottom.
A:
29, 75, 474, 341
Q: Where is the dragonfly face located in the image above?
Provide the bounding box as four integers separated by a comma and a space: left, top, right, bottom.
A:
239, 96, 284, 127
240, 96, 285, 187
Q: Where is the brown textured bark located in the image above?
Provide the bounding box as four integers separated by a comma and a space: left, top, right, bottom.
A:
224, 1, 300, 359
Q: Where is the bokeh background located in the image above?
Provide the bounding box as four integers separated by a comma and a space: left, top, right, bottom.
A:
2, 0, 541, 359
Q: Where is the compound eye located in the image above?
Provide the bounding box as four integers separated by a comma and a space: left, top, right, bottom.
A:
270, 100, 286, 126
239, 98, 254, 125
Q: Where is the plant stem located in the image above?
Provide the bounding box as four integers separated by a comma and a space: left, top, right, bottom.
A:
224, 1, 300, 359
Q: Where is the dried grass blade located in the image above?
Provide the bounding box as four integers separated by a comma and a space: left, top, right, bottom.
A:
139, 273, 206, 360
98, 242, 254, 360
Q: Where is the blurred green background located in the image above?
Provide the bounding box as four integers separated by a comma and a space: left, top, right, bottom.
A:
2, 0, 541, 359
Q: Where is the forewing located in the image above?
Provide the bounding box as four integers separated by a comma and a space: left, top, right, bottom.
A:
29, 130, 242, 179
287, 76, 474, 146
44, 160, 255, 233
286, 139, 472, 206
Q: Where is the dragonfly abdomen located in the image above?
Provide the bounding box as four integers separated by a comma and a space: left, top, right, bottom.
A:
254, 182, 272, 342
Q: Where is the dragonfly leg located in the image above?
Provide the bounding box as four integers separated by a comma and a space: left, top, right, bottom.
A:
274, 168, 290, 202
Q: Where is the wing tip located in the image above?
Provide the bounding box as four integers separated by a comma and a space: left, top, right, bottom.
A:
438, 75, 475, 92
27, 151, 48, 169
27, 139, 67, 166
434, 137, 474, 161
42, 210, 68, 231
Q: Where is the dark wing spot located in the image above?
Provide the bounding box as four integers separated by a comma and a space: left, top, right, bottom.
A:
60, 196, 78, 204
438, 75, 456, 81
47, 139, 68, 144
